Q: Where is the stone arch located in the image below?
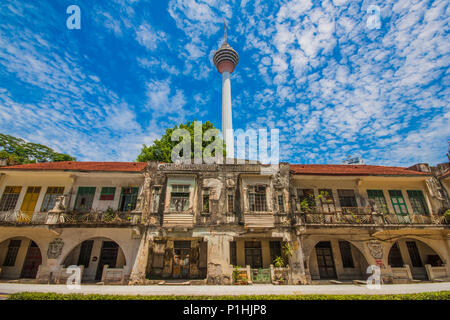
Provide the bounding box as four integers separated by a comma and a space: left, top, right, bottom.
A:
0, 233, 47, 263
386, 236, 446, 266
61, 236, 127, 282
58, 232, 132, 270
0, 236, 43, 279
61, 236, 127, 267
304, 237, 371, 281
303, 237, 372, 268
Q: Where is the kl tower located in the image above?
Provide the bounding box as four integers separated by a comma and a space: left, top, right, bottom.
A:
213, 21, 239, 160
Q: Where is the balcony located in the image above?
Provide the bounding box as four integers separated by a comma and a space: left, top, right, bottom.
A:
0, 209, 142, 226
243, 213, 275, 229
163, 213, 194, 228
0, 210, 45, 225
297, 207, 448, 226
301, 207, 374, 225
52, 210, 141, 225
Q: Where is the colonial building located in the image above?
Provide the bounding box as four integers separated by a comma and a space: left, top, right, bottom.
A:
0, 160, 449, 285
0, 24, 449, 286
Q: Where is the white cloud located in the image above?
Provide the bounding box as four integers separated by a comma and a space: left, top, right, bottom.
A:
234, 0, 449, 166
136, 23, 167, 51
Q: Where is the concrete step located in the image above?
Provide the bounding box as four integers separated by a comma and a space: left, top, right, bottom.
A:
158, 280, 190, 285
329, 280, 344, 284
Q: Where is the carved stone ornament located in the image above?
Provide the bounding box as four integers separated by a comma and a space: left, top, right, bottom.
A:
47, 238, 64, 259
367, 240, 383, 259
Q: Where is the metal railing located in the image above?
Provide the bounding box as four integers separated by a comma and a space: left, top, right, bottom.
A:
297, 206, 448, 226
0, 210, 46, 224
0, 210, 141, 225
57, 211, 139, 224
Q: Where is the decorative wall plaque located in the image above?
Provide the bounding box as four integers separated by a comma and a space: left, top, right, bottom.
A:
47, 238, 64, 259
367, 240, 383, 259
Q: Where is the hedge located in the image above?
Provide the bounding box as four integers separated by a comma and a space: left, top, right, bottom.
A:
7, 291, 450, 300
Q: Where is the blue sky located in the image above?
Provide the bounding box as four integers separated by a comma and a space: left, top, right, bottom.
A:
0, 0, 448, 166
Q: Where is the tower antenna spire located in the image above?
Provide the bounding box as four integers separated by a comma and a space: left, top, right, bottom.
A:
224, 18, 227, 43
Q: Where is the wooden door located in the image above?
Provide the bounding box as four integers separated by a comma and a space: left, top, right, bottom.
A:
20, 187, 41, 217
315, 241, 337, 279
20, 241, 42, 278
173, 241, 191, 279
95, 241, 118, 280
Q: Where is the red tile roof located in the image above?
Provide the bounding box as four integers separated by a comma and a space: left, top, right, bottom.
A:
0, 161, 147, 172
0, 162, 432, 176
290, 164, 431, 176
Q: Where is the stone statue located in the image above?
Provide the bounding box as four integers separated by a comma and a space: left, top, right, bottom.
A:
368, 198, 379, 213
426, 178, 445, 200
134, 173, 151, 212
50, 195, 66, 213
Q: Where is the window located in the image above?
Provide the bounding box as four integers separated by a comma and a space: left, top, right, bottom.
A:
277, 194, 285, 212
407, 190, 429, 215
338, 189, 358, 208
3, 239, 21, 266
77, 240, 94, 268
318, 189, 335, 213
245, 241, 262, 268
152, 187, 161, 212
227, 191, 234, 214
118, 187, 139, 211
169, 185, 190, 212
389, 190, 408, 215
20, 186, 41, 213
0, 186, 22, 211
269, 241, 282, 265
248, 185, 267, 212
339, 241, 355, 268
229, 241, 237, 266
202, 188, 210, 213
99, 187, 116, 201
40, 187, 65, 212
297, 189, 315, 211
367, 190, 389, 214
74, 187, 96, 212
406, 241, 423, 267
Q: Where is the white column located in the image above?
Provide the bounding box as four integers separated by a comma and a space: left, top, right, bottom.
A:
222, 71, 234, 160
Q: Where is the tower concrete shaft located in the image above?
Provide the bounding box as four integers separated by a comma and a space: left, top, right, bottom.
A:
221, 71, 233, 158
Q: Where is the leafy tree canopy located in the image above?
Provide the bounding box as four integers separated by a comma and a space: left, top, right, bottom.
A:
0, 133, 76, 165
136, 121, 224, 163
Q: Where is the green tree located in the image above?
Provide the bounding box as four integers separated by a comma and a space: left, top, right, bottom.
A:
0, 133, 76, 165
136, 121, 225, 162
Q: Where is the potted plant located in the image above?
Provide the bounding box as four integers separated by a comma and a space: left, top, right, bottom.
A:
232, 266, 241, 285
444, 209, 450, 224
274, 256, 285, 268
103, 207, 116, 222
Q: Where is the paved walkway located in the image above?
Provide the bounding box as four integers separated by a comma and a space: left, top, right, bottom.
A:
0, 282, 449, 296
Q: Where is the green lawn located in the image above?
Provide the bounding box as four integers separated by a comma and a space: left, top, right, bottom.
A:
7, 291, 450, 300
